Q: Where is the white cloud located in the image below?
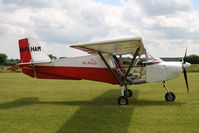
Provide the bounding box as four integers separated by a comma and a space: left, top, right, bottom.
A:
132, 0, 192, 16
0, 0, 198, 59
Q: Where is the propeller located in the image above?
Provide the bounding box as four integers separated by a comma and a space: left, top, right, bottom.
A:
182, 48, 190, 93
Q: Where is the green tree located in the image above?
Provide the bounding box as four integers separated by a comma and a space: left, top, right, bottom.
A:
0, 53, 8, 65
186, 55, 199, 64
48, 54, 57, 60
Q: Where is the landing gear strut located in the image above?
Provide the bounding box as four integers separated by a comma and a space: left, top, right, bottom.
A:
163, 81, 175, 101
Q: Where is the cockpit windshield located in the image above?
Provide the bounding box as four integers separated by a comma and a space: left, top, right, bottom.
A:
144, 52, 162, 65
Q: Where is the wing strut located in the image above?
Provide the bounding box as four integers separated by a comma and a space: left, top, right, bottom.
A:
124, 47, 140, 82
98, 51, 121, 84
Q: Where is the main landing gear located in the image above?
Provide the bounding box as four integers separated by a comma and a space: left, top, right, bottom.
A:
118, 85, 133, 105
163, 81, 176, 101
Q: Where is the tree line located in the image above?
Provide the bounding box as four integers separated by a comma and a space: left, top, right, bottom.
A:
185, 55, 199, 64
0, 53, 199, 65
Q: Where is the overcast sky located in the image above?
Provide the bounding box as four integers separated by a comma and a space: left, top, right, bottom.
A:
0, 0, 199, 59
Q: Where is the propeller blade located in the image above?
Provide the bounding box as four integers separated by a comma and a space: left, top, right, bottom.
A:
183, 47, 187, 64
183, 68, 189, 93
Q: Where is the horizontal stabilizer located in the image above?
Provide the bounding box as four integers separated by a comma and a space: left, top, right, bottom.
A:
7, 65, 20, 71
19, 61, 51, 65
7, 61, 51, 71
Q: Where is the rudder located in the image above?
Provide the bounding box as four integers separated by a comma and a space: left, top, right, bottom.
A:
19, 38, 32, 63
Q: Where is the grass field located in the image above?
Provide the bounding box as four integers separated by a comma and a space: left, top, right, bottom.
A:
0, 73, 199, 133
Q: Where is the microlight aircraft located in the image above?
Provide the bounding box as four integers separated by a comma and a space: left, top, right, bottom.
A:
8, 37, 191, 105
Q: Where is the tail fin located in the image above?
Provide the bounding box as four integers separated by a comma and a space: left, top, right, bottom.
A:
19, 37, 51, 63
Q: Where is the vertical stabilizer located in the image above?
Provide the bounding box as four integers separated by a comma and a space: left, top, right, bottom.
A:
18, 37, 51, 63
18, 37, 51, 78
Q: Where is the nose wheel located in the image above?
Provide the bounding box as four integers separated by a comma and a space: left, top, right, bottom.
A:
165, 92, 175, 101
163, 81, 176, 102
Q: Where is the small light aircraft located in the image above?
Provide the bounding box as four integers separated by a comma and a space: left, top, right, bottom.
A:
8, 37, 191, 105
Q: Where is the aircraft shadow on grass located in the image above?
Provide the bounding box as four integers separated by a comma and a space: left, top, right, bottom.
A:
0, 90, 184, 133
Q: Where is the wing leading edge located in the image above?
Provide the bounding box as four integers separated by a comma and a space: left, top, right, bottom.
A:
70, 37, 145, 55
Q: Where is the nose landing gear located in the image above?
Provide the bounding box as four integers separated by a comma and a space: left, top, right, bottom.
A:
163, 81, 176, 101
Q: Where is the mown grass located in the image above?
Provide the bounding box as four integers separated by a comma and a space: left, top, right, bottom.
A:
0, 73, 199, 133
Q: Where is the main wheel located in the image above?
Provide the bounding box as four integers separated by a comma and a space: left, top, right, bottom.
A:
118, 96, 128, 105
124, 89, 133, 97
165, 92, 175, 101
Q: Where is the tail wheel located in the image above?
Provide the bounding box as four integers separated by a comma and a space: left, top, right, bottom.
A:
124, 89, 133, 97
165, 92, 175, 101
118, 96, 128, 105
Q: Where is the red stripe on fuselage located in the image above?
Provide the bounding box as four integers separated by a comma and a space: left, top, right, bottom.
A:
22, 66, 120, 84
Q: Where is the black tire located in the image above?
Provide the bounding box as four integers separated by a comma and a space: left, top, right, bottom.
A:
165, 92, 176, 101
118, 96, 128, 105
124, 89, 133, 97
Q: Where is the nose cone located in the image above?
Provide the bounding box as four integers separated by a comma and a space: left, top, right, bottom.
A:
183, 62, 191, 68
